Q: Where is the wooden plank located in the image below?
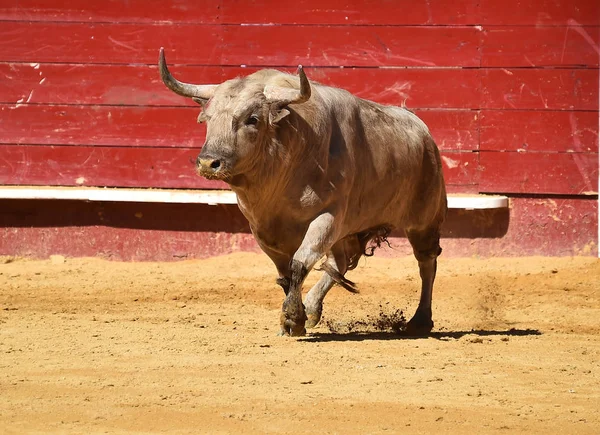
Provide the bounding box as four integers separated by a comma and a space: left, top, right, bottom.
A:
0, 186, 239, 205
0, 187, 509, 210
479, 152, 598, 195
0, 145, 477, 188
6, 62, 597, 112
220, 0, 480, 25
0, 145, 226, 189
8, 63, 598, 112
220, 25, 481, 67
482, 26, 600, 67
0, 63, 481, 109
4, 0, 598, 27
308, 68, 482, 109
0, 105, 203, 148
0, 63, 228, 107
0, 22, 223, 65
0, 0, 220, 23
470, 197, 598, 257
0, 200, 258, 261
0, 22, 481, 67
480, 0, 600, 26
417, 110, 479, 151
0, 0, 480, 25
1, 197, 596, 259
0, 105, 478, 151
481, 69, 599, 111
480, 111, 598, 153
439, 152, 479, 187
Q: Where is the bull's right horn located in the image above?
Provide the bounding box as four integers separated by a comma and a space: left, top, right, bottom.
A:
158, 48, 217, 100
264, 65, 311, 107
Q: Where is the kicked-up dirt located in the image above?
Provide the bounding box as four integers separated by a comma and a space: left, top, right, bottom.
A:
1, 253, 599, 434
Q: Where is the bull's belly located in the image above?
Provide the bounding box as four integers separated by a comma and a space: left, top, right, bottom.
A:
342, 180, 446, 235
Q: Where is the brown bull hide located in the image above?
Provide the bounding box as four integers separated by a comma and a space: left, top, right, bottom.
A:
159, 49, 447, 337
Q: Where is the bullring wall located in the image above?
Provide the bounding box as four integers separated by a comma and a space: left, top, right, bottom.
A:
0, 0, 598, 259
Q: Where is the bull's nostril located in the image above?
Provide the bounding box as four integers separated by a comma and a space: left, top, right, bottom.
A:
210, 160, 221, 170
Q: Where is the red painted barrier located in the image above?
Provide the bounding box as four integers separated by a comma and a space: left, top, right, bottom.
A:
0, 0, 597, 257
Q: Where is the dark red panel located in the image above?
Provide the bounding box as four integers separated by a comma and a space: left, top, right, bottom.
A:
416, 110, 479, 151
220, 0, 480, 25
0, 22, 223, 65
220, 26, 481, 67
0, 201, 258, 261
0, 145, 476, 189
0, 145, 226, 189
0, 105, 204, 148
4, 0, 597, 27
0, 0, 220, 23
480, 111, 598, 153
479, 152, 598, 195
481, 69, 599, 110
17, 64, 597, 112
481, 0, 600, 26
0, 63, 231, 107
473, 197, 598, 257
439, 152, 479, 187
0, 22, 480, 67
0, 0, 481, 25
309, 68, 482, 109
0, 63, 481, 109
0, 197, 597, 260
0, 104, 477, 151
482, 26, 600, 67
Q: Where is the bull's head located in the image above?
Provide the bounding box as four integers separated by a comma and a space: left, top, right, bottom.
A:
159, 48, 311, 182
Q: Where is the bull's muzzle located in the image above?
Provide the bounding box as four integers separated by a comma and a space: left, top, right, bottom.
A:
197, 156, 221, 171
196, 154, 228, 180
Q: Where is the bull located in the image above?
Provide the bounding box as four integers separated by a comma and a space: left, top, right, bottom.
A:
159, 48, 447, 336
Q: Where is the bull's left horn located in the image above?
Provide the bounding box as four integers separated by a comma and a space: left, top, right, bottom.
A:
158, 48, 217, 99
264, 65, 311, 107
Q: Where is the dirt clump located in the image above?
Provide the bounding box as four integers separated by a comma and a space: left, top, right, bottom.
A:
324, 304, 406, 333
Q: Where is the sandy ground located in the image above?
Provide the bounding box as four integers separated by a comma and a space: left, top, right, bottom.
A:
1, 252, 599, 434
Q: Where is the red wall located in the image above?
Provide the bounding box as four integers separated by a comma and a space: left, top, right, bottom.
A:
0, 1, 598, 258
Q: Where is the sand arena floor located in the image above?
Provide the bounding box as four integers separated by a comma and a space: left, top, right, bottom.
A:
1, 253, 599, 434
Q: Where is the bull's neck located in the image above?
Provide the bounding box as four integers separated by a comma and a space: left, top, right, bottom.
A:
228, 153, 293, 201
228, 134, 310, 212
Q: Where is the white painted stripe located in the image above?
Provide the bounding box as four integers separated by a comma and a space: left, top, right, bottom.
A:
0, 187, 508, 209
446, 195, 508, 210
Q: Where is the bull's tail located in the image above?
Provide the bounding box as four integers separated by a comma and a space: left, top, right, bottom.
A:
319, 262, 359, 294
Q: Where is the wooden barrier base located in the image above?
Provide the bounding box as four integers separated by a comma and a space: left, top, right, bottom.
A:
0, 196, 596, 260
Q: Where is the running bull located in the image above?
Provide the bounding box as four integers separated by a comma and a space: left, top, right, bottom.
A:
159, 48, 447, 336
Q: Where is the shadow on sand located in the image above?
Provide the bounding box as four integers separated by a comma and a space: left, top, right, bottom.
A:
301, 328, 542, 343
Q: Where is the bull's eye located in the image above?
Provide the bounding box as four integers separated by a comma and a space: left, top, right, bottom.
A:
245, 115, 259, 126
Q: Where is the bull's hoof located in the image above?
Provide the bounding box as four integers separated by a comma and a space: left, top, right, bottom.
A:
279, 320, 307, 337
305, 312, 321, 329
279, 311, 307, 337
404, 312, 434, 336
304, 305, 322, 329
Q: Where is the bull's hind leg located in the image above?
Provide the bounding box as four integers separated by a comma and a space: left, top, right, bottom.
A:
405, 226, 442, 335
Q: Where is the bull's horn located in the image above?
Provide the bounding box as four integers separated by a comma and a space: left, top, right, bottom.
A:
158, 48, 217, 99
264, 65, 311, 106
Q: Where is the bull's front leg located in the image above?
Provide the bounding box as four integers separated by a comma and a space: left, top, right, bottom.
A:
280, 212, 339, 336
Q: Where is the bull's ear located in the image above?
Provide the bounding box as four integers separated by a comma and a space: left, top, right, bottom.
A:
193, 97, 210, 123
192, 96, 209, 107
197, 111, 208, 123
269, 107, 290, 125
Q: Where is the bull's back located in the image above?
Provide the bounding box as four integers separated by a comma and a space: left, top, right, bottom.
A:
323, 90, 446, 233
